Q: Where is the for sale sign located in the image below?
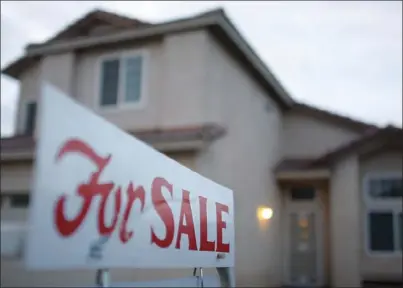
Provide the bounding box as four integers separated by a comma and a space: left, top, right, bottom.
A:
25, 84, 234, 270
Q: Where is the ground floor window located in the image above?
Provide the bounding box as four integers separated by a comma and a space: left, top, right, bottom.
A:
364, 172, 402, 254
367, 211, 402, 252
0, 193, 30, 209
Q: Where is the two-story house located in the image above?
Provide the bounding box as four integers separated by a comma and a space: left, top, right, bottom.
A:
1, 8, 402, 287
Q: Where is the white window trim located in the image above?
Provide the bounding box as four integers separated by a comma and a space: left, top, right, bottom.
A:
363, 171, 402, 205
94, 49, 149, 112
363, 171, 402, 257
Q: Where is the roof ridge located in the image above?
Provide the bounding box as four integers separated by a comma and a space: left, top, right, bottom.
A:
92, 8, 152, 26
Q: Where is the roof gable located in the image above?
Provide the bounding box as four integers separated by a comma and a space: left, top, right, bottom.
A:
1, 8, 294, 109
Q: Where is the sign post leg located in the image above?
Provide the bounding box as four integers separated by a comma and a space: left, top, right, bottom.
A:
193, 267, 204, 287
95, 269, 110, 288
216, 267, 235, 288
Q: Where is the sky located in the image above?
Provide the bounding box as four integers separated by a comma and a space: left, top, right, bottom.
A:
1, 1, 402, 136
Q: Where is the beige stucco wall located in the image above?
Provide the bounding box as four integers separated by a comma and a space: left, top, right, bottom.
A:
15, 29, 216, 136
41, 53, 75, 96
4, 27, 285, 286
330, 155, 361, 287
75, 31, 212, 131
194, 32, 284, 286
282, 112, 361, 158
359, 150, 403, 282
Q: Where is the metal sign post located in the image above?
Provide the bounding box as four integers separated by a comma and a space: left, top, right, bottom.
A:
217, 267, 234, 288
193, 267, 204, 287
193, 266, 234, 288
95, 269, 110, 288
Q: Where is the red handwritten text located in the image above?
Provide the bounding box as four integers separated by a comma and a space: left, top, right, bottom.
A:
53, 138, 231, 252
54, 138, 145, 243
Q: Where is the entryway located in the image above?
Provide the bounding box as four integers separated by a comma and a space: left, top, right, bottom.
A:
283, 186, 326, 287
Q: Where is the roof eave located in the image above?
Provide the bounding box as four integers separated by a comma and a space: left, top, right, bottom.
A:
311, 127, 403, 166
26, 12, 221, 56
0, 124, 227, 160
291, 102, 377, 133
2, 56, 40, 80
276, 169, 331, 181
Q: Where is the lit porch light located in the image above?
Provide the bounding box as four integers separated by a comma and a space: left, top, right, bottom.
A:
257, 206, 274, 221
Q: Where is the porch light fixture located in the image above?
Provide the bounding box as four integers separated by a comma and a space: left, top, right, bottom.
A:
257, 206, 273, 220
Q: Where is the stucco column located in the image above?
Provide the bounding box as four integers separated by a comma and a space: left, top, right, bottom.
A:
330, 155, 361, 287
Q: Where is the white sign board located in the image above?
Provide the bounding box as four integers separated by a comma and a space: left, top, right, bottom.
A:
26, 84, 234, 270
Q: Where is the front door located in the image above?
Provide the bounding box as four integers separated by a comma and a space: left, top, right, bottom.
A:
284, 187, 324, 287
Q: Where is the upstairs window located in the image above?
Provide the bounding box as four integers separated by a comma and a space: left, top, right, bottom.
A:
364, 173, 402, 254
99, 53, 145, 108
367, 177, 402, 199
24, 102, 37, 135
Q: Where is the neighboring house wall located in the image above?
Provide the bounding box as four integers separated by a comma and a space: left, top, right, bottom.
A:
330, 155, 361, 287
359, 150, 403, 281
195, 32, 283, 286
0, 162, 32, 193
1, 162, 32, 224
282, 112, 361, 158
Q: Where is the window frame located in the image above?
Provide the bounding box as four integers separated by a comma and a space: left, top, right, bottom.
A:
363, 171, 402, 257
95, 49, 149, 112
